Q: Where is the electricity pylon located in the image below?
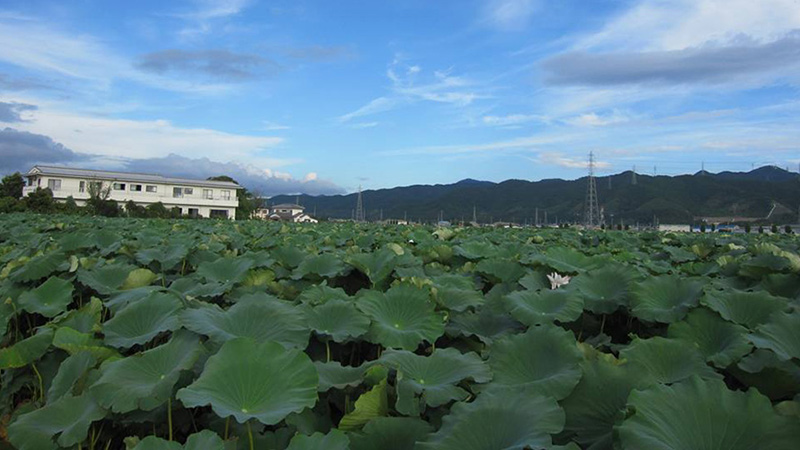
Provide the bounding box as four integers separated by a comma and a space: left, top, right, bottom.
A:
584, 152, 601, 228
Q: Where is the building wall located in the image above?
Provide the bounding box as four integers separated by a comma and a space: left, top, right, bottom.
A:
23, 175, 238, 219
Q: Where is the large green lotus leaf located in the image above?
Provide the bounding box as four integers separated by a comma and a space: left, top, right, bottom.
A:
381, 348, 492, 408
169, 277, 229, 299
286, 429, 350, 450
416, 392, 564, 450
120, 268, 158, 290
177, 337, 318, 425
431, 274, 484, 312
314, 360, 375, 392
664, 245, 697, 263
518, 271, 550, 291
560, 349, 646, 450
349, 417, 432, 450
347, 249, 398, 288
297, 283, 351, 306
181, 293, 308, 348
129, 430, 225, 450
135, 243, 190, 272
357, 284, 444, 350
53, 326, 119, 361
629, 275, 702, 323
504, 289, 584, 326
103, 286, 165, 313
52, 296, 103, 333
129, 436, 182, 450
273, 245, 308, 269
523, 247, 601, 274
304, 299, 370, 342
475, 258, 526, 284
759, 273, 800, 299
7, 393, 107, 450
90, 330, 202, 413
0, 327, 54, 369
47, 351, 97, 402
617, 376, 800, 450
453, 241, 497, 260
446, 308, 523, 344
667, 307, 753, 368
619, 337, 721, 385
701, 289, 789, 329
488, 324, 582, 400
570, 265, 637, 314
18, 276, 73, 318
339, 380, 389, 431
195, 257, 254, 284
732, 349, 800, 400
10, 251, 67, 282
102, 291, 183, 348
294, 253, 347, 280
747, 310, 800, 361
77, 263, 135, 295
739, 253, 793, 279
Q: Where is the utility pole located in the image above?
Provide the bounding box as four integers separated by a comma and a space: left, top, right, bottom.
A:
355, 185, 365, 222
584, 151, 601, 228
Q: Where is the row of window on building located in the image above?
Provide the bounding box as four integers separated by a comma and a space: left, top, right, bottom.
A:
43, 179, 231, 200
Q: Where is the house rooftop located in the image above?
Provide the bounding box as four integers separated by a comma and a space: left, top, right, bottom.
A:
27, 165, 243, 189
270, 203, 305, 210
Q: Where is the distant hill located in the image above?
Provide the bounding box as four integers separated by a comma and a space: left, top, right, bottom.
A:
269, 167, 800, 224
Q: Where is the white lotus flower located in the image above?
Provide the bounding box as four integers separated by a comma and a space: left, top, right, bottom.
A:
547, 272, 571, 290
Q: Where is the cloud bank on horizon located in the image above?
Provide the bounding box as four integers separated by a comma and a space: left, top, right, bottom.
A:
0, 0, 799, 194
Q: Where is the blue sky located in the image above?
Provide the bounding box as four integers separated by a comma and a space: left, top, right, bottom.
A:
1, 0, 799, 195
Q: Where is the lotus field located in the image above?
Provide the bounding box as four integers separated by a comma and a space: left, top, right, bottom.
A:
1, 213, 800, 450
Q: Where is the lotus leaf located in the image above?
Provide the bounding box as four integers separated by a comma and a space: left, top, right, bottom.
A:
196, 257, 254, 284
102, 291, 183, 348
77, 263, 135, 295
181, 293, 309, 348
304, 299, 370, 342
475, 258, 526, 284
357, 284, 444, 350
347, 249, 398, 287
53, 326, 119, 361
339, 379, 389, 431
47, 351, 96, 402
570, 265, 636, 314
620, 337, 721, 385
667, 307, 752, 368
294, 253, 347, 279
0, 327, 54, 369
90, 330, 202, 413
381, 348, 491, 408
617, 376, 800, 450
417, 392, 564, 450
349, 417, 432, 450
488, 324, 582, 400
177, 338, 318, 425
504, 289, 584, 325
18, 276, 73, 318
630, 275, 702, 323
747, 310, 800, 361
10, 251, 66, 282
120, 268, 158, 290
314, 360, 374, 392
7, 393, 107, 450
702, 289, 788, 329
286, 429, 350, 450
446, 308, 523, 344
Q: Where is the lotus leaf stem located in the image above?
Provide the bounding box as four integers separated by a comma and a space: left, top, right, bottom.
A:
246, 420, 254, 450
167, 397, 173, 441
326, 340, 331, 362
31, 362, 43, 404
224, 416, 230, 440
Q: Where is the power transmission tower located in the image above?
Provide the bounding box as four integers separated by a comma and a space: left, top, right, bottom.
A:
584, 152, 601, 228
535, 207, 539, 226
355, 185, 365, 222
632, 165, 637, 185
472, 205, 477, 223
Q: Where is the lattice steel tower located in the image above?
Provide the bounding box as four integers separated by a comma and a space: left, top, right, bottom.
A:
355, 185, 365, 222
584, 152, 601, 227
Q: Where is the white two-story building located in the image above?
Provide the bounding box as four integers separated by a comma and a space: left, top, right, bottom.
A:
23, 165, 242, 219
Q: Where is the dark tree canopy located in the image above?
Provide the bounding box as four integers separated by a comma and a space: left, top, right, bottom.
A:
0, 172, 24, 199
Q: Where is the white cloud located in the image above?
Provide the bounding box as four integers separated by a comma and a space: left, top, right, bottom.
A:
382, 133, 572, 156
566, 111, 632, 127
536, 152, 612, 169
174, 0, 253, 40
338, 97, 399, 122
350, 122, 379, 129
303, 172, 318, 182
483, 0, 539, 31
482, 114, 544, 127
262, 120, 291, 131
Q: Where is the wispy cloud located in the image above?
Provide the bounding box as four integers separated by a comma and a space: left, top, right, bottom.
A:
338, 59, 486, 122
381, 133, 571, 156
565, 111, 632, 127
172, 0, 253, 40
136, 49, 281, 81
349, 122, 379, 129
0, 101, 37, 123
262, 120, 291, 131
482, 114, 545, 127
535, 151, 612, 170
482, 0, 539, 31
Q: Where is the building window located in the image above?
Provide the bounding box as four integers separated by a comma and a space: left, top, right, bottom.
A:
130, 184, 142, 192
221, 190, 231, 200
210, 209, 229, 219
79, 181, 85, 193
113, 183, 126, 190
47, 179, 62, 191
184, 187, 194, 196
146, 185, 157, 193
173, 187, 183, 198
203, 189, 213, 199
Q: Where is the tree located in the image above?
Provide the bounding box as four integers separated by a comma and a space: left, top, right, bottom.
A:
125, 200, 147, 218
0, 172, 24, 199
710, 223, 716, 232
745, 224, 751, 233
58, 196, 81, 214
758, 225, 764, 234
207, 176, 264, 220
700, 223, 706, 233
22, 187, 55, 213
785, 224, 793, 234
771, 224, 778, 233
86, 181, 119, 217
0, 197, 23, 213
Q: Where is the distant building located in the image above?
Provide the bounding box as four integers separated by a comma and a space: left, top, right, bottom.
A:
255, 203, 318, 223
23, 165, 242, 219
658, 224, 691, 232
383, 219, 408, 225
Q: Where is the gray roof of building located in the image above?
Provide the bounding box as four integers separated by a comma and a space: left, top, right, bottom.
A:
27, 165, 243, 189
270, 203, 305, 210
